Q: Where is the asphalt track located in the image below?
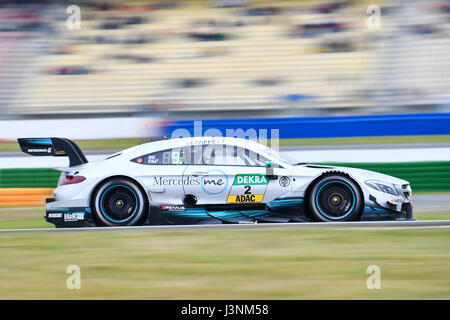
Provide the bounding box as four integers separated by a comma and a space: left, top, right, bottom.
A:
2, 146, 450, 168
0, 220, 449, 234
0, 180, 448, 234
0, 143, 448, 233
413, 194, 450, 213
3, 142, 450, 157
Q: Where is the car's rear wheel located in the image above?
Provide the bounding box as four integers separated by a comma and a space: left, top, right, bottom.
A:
307, 175, 363, 222
92, 178, 148, 227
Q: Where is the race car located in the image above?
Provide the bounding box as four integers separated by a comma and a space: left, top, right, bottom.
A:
18, 136, 413, 228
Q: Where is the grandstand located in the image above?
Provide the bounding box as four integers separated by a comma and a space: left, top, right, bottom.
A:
1, 0, 449, 116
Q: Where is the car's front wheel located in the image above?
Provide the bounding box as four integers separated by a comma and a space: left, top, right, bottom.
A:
306, 175, 363, 222
92, 178, 148, 227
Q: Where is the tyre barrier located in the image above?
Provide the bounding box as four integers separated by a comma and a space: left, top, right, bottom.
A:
0, 188, 54, 207
0, 162, 448, 207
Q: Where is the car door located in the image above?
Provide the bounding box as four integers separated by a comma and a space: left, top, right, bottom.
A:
182, 144, 234, 205
237, 146, 293, 204
182, 144, 291, 205
130, 147, 187, 205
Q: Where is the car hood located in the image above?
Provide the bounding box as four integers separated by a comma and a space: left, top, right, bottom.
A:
295, 164, 410, 186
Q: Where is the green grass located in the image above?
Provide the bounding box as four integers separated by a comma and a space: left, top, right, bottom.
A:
75, 138, 143, 150
0, 208, 52, 229
0, 228, 449, 299
413, 191, 450, 195
0, 207, 43, 213
1, 135, 450, 152
0, 216, 52, 229
414, 212, 450, 220
0, 138, 143, 152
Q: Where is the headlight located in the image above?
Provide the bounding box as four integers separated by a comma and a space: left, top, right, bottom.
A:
365, 180, 399, 196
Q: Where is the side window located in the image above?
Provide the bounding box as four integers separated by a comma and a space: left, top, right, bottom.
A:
206, 145, 247, 166
198, 144, 269, 167
243, 148, 270, 167
131, 147, 190, 165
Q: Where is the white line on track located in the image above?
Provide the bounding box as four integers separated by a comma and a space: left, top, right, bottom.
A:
0, 220, 449, 233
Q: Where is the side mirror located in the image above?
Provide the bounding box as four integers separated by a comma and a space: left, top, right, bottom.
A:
265, 161, 274, 168
265, 161, 278, 180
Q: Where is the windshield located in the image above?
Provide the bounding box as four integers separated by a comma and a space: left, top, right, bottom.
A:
257, 145, 299, 166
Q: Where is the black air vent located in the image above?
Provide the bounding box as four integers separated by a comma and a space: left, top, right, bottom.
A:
305, 165, 335, 169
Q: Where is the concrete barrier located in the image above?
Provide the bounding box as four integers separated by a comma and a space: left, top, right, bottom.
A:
0, 116, 164, 140
166, 113, 450, 139
1, 162, 449, 192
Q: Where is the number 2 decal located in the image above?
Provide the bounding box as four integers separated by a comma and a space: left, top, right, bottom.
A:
244, 185, 251, 194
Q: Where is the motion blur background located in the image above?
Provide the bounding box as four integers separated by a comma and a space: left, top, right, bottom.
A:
0, 0, 449, 300
0, 0, 450, 204
0, 0, 449, 192
0, 0, 449, 118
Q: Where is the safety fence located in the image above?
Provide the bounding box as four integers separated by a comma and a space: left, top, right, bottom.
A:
0, 168, 60, 188
0, 162, 449, 206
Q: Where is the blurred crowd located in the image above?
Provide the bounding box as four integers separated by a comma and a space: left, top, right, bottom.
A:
0, 0, 449, 118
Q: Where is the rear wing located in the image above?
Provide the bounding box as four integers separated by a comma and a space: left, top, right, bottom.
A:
18, 137, 88, 167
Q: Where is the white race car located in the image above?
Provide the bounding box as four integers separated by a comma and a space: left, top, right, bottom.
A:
19, 137, 413, 227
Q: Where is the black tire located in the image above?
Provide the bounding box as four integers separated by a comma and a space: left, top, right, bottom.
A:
92, 178, 148, 227
306, 175, 363, 222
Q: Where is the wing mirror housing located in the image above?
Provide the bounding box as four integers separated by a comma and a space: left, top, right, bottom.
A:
265, 161, 278, 180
